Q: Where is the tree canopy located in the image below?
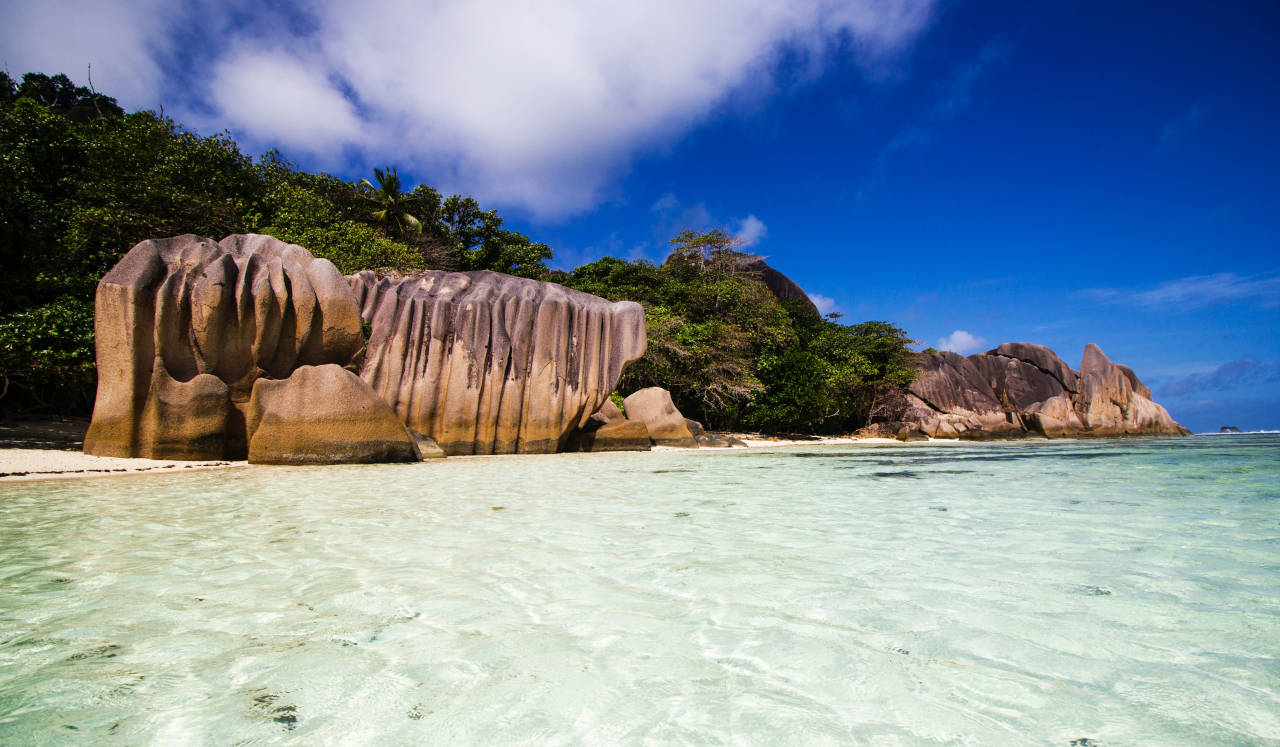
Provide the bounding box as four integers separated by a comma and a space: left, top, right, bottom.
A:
559, 232, 918, 431
0, 71, 555, 412
1, 70, 919, 432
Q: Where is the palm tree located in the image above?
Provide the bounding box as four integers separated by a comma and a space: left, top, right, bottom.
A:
360, 166, 421, 239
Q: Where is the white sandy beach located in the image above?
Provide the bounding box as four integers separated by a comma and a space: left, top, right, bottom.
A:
0, 448, 244, 482
0, 428, 961, 483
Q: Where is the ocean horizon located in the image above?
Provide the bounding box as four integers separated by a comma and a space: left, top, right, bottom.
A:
1, 434, 1277, 743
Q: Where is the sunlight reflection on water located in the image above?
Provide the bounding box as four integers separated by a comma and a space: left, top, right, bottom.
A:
0, 436, 1277, 743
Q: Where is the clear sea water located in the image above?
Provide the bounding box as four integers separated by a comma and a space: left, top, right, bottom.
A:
1, 435, 1277, 745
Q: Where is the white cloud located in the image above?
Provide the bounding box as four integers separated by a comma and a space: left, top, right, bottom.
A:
207, 49, 364, 155
809, 293, 839, 316
650, 193, 681, 213
0, 0, 173, 107
648, 192, 716, 241
2, 0, 938, 218
937, 329, 987, 354
734, 214, 768, 247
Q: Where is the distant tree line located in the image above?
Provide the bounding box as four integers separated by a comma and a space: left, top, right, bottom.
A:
0, 71, 917, 431
558, 230, 917, 431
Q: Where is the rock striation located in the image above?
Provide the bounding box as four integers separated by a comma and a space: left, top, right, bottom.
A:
84, 234, 372, 460
348, 270, 647, 455
903, 342, 1188, 438
85, 234, 648, 462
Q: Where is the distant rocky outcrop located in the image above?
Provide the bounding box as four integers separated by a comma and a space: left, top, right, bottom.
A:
85, 234, 647, 463
739, 257, 819, 316
349, 270, 646, 455
903, 342, 1188, 439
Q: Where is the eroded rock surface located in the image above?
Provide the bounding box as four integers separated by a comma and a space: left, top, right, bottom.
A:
246, 365, 419, 464
85, 234, 365, 460
622, 387, 697, 447
86, 234, 649, 463
905, 342, 1187, 438
349, 270, 647, 455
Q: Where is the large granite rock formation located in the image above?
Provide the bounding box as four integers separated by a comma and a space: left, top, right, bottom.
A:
348, 270, 647, 455
84, 234, 366, 460
85, 234, 647, 462
904, 343, 1187, 438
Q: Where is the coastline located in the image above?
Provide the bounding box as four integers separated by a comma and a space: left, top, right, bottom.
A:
2, 420, 1211, 484
0, 449, 245, 482
0, 431, 967, 483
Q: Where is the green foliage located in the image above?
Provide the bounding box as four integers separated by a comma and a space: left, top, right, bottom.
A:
360, 166, 422, 240
562, 231, 919, 432
0, 70, 556, 414
254, 159, 423, 273
1, 72, 124, 122
435, 195, 552, 278
562, 231, 802, 427
0, 296, 96, 411
2, 69, 921, 430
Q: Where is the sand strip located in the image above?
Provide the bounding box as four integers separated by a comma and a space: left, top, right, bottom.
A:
0, 449, 245, 483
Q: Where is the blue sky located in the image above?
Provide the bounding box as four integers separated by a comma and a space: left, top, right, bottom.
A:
4, 0, 1278, 431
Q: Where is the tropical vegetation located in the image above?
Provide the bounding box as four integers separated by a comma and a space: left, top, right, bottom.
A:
0, 71, 916, 432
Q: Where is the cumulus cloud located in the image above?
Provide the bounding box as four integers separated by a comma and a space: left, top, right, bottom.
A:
733, 214, 768, 247
2, 0, 938, 217
937, 329, 986, 354
1157, 358, 1280, 398
207, 49, 364, 154
809, 293, 839, 316
1079, 273, 1280, 310
1, 0, 174, 106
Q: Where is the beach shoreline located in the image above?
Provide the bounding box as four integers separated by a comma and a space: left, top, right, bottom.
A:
0, 418, 969, 483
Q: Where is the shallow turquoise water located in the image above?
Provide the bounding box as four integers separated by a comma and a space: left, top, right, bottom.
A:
0, 435, 1277, 744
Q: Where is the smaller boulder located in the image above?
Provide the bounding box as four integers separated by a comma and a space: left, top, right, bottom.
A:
565, 420, 653, 452
245, 364, 420, 464
133, 367, 233, 460
591, 398, 627, 426
622, 387, 697, 447
855, 421, 929, 442
695, 432, 749, 448
410, 430, 446, 458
